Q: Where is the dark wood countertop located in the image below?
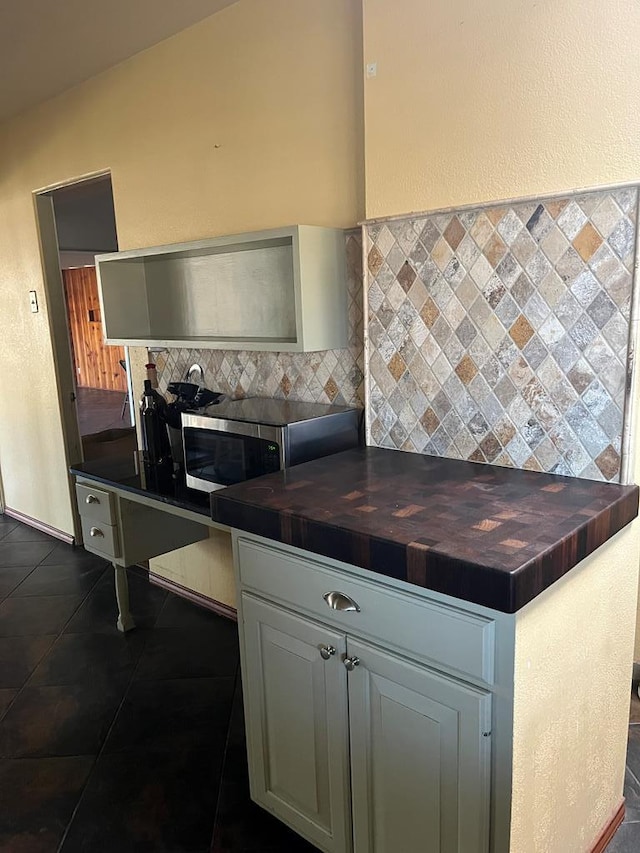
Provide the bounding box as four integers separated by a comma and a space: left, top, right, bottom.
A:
210, 446, 639, 613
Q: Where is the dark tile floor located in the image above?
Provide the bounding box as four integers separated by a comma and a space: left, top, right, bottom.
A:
0, 515, 314, 852
2, 513, 640, 852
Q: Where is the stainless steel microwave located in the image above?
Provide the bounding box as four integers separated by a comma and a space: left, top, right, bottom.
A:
182, 397, 361, 493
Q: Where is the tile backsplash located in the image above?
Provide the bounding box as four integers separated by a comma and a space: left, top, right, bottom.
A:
365, 187, 638, 481
154, 230, 364, 408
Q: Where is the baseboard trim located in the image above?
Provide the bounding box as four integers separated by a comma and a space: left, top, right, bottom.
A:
591, 800, 625, 853
3, 507, 74, 545
149, 572, 237, 622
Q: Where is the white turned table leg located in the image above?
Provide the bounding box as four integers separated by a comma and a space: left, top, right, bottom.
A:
114, 564, 136, 632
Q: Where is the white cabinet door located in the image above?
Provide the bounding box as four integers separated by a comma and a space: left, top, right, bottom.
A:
347, 639, 492, 853
241, 593, 352, 853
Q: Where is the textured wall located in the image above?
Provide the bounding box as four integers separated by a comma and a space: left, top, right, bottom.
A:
511, 522, 640, 852
365, 187, 638, 481
363, 0, 640, 218
154, 232, 364, 408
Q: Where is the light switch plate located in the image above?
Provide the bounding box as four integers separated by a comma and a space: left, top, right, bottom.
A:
29, 290, 39, 313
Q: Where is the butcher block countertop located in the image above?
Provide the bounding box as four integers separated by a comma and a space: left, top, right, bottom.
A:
210, 446, 639, 613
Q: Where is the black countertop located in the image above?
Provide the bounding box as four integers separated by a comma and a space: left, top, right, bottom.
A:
210, 447, 639, 613
71, 454, 211, 518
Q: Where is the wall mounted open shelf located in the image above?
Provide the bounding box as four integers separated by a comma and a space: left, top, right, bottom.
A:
96, 225, 348, 352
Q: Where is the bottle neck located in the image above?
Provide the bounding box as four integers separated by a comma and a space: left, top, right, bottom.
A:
146, 363, 159, 389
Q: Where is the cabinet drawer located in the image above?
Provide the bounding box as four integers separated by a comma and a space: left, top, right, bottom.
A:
80, 516, 121, 559
237, 538, 495, 684
76, 483, 116, 525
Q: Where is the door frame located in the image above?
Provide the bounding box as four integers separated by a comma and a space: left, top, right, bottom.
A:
33, 168, 119, 543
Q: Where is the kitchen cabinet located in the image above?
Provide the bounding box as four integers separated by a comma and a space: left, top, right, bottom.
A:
236, 535, 493, 853
95, 225, 348, 352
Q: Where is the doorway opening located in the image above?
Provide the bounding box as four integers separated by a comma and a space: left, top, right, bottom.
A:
53, 177, 135, 450
37, 175, 136, 471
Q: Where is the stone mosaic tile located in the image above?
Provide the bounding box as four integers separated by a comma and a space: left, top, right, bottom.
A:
154, 231, 364, 408
365, 188, 638, 481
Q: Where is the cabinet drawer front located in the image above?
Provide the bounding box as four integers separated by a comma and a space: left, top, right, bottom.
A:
237, 538, 495, 684
80, 517, 120, 559
76, 483, 115, 525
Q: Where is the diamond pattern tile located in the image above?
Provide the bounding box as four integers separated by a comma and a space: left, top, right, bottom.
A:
156, 231, 364, 409
365, 188, 638, 481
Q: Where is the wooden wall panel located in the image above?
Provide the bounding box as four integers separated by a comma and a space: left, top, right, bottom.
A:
62, 266, 127, 391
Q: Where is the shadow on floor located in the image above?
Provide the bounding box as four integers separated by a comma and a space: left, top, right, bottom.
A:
76, 386, 136, 462
0, 516, 313, 852
76, 386, 132, 436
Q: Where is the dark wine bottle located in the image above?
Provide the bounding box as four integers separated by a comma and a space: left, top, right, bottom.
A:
144, 364, 169, 417
140, 379, 172, 466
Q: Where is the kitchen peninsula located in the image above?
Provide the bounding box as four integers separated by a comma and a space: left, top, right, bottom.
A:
72, 446, 639, 852
211, 447, 639, 853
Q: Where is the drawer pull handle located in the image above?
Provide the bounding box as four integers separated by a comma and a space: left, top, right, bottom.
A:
344, 656, 360, 672
85, 495, 99, 505
320, 645, 336, 661
89, 527, 104, 538
323, 591, 361, 613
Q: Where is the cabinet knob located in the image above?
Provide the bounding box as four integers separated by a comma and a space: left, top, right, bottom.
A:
320, 645, 336, 661
344, 656, 360, 672
85, 494, 99, 505
323, 591, 361, 613
89, 527, 104, 538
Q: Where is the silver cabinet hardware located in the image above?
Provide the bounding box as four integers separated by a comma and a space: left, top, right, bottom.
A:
343, 656, 360, 671
85, 494, 99, 505
320, 645, 336, 660
323, 591, 361, 612
89, 527, 104, 538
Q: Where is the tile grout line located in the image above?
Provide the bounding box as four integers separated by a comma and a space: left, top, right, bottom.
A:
55, 569, 162, 853
0, 525, 240, 850
0, 520, 59, 603
0, 592, 107, 726
0, 533, 109, 725
54, 670, 143, 852
209, 662, 243, 851
626, 759, 640, 788
0, 559, 109, 726
0, 564, 40, 604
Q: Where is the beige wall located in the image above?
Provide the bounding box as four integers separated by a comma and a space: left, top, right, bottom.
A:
362, 0, 640, 218
150, 528, 236, 607
0, 0, 364, 533
361, 0, 640, 664
511, 522, 640, 852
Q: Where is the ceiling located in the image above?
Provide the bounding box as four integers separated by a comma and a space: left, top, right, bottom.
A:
0, 0, 238, 123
